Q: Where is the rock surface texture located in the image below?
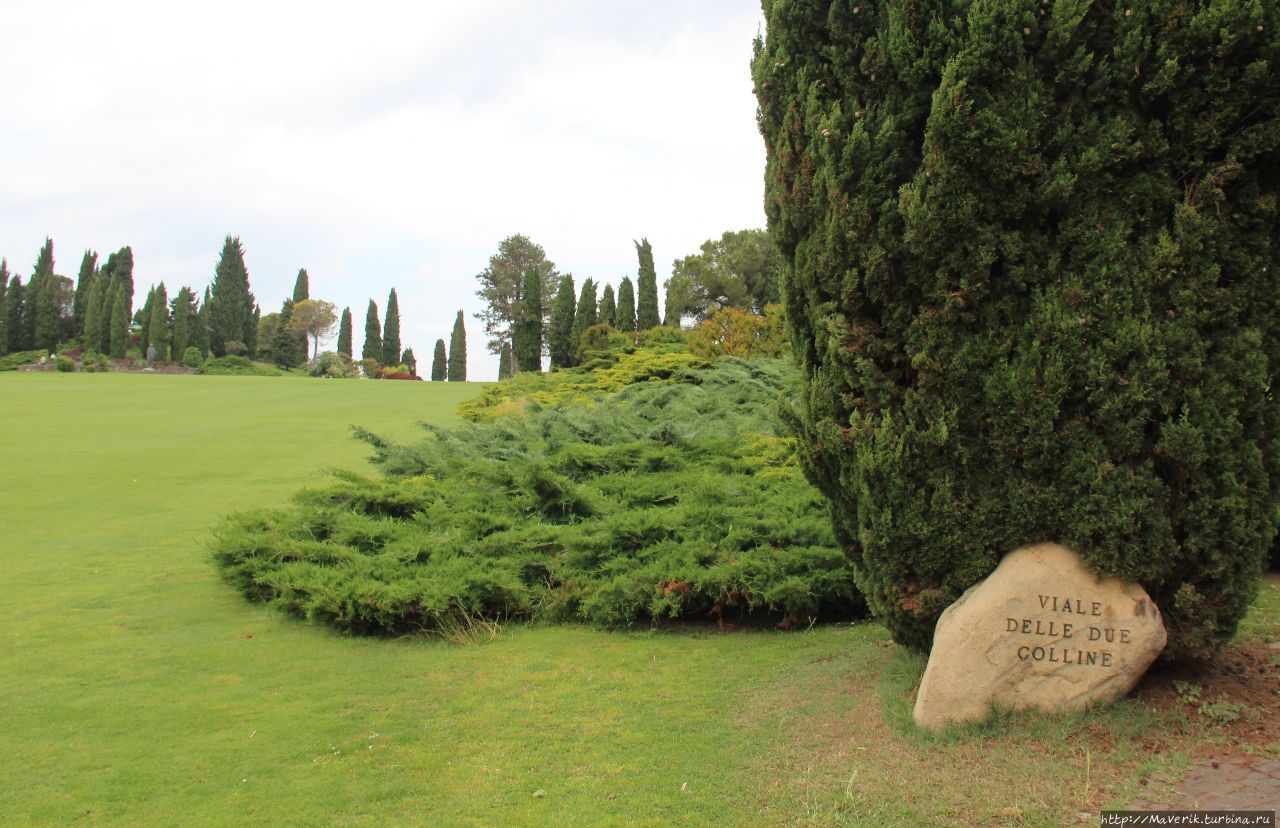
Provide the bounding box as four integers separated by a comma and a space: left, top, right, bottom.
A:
913, 543, 1167, 730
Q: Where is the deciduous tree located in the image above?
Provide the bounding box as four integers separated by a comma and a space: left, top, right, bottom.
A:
474, 234, 558, 356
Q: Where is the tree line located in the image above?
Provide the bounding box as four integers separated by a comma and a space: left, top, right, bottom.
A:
470, 229, 782, 379
0, 235, 448, 379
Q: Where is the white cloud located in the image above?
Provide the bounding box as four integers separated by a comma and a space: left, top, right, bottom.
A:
0, 1, 766, 379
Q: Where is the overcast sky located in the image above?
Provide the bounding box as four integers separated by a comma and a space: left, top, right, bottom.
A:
1, 1, 768, 380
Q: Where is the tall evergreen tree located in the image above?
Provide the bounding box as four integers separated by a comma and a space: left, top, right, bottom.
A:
431, 338, 447, 380
196, 288, 211, 356
382, 288, 401, 366
73, 250, 97, 338
272, 299, 306, 368
108, 281, 128, 358
362, 300, 382, 363
170, 286, 197, 360
616, 276, 637, 333
548, 274, 577, 369
292, 268, 309, 303
139, 286, 156, 354
6, 277, 25, 352
474, 234, 559, 357
514, 267, 542, 373
336, 307, 353, 357
571, 278, 598, 352
83, 275, 105, 355
497, 341, 513, 380
401, 348, 416, 376
599, 283, 616, 328
29, 238, 57, 352
635, 238, 660, 329
147, 283, 170, 360
113, 246, 135, 324
206, 237, 256, 356
0, 259, 9, 355
755, 0, 1280, 658
448, 309, 466, 382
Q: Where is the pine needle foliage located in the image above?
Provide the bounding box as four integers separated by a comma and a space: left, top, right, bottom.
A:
754, 0, 1280, 658
212, 356, 863, 635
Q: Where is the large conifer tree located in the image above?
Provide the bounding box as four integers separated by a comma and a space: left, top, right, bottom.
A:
615, 276, 637, 333
635, 238, 660, 329
755, 0, 1280, 658
448, 310, 466, 381
170, 286, 197, 360
139, 286, 157, 354
571, 278, 598, 352
336, 307, 353, 357
382, 288, 401, 366
147, 283, 170, 360
0, 259, 9, 355
292, 268, 309, 303
73, 250, 97, 339
362, 300, 382, 363
431, 338, 447, 380
30, 238, 59, 352
514, 268, 542, 373
206, 237, 256, 356
599, 283, 616, 328
108, 281, 128, 358
82, 276, 105, 355
548, 274, 577, 369
5, 277, 25, 352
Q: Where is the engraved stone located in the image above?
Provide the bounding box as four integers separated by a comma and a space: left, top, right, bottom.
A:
913, 542, 1167, 730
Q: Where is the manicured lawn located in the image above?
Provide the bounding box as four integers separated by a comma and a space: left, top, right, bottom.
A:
1, 372, 1274, 825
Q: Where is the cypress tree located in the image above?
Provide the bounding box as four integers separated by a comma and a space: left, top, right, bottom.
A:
599, 283, 616, 328
497, 341, 513, 381
292, 268, 309, 303
431, 338, 447, 381
139, 286, 156, 354
73, 250, 97, 339
336, 307, 353, 357
362, 300, 382, 363
635, 238, 659, 329
272, 300, 306, 368
514, 267, 542, 373
206, 237, 255, 356
83, 275, 105, 355
571, 278, 598, 352
147, 283, 169, 360
548, 274, 577, 369
108, 281, 128, 358
382, 288, 401, 366
755, 0, 1280, 659
448, 309, 466, 381
401, 347, 416, 376
6, 277, 25, 352
113, 246, 135, 323
30, 238, 58, 352
0, 259, 8, 355
171, 286, 197, 361
616, 276, 637, 333
196, 288, 211, 357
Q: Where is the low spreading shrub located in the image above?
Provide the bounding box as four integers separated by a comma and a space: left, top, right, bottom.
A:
198, 356, 279, 377
212, 357, 864, 635
310, 351, 360, 379
182, 347, 204, 369
0, 350, 47, 372
54, 355, 75, 372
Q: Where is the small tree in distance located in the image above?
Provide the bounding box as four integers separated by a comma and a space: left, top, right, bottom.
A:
448, 310, 466, 381
548, 274, 576, 369
431, 338, 447, 381
336, 307, 353, 358
287, 299, 338, 360
382, 288, 401, 366
362, 300, 382, 364
635, 238, 660, 330
514, 267, 542, 373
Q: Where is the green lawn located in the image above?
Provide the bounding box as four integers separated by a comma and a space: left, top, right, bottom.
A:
1, 372, 1274, 826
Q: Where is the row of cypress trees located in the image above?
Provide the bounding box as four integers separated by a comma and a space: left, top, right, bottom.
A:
428, 311, 468, 381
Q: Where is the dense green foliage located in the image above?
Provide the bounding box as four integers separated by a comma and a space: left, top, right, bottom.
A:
108, 281, 128, 359
309, 351, 360, 379
206, 237, 256, 358
615, 276, 637, 333
362, 300, 382, 363
665, 229, 783, 324
548, 274, 577, 369
382, 288, 401, 367
401, 348, 416, 376
82, 275, 105, 356
146, 283, 169, 360
599, 284, 616, 328
170, 287, 198, 361
0, 350, 45, 372
336, 306, 353, 358
0, 260, 9, 354
514, 267, 542, 373
213, 357, 860, 634
570, 278, 598, 360
755, 0, 1280, 658
634, 238, 660, 330
448, 310, 466, 381
4, 277, 21, 354
497, 341, 513, 381
431, 339, 447, 381
182, 346, 204, 369
72, 250, 97, 339
271, 300, 305, 368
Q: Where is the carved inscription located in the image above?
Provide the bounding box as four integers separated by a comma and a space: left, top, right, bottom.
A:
1005, 594, 1132, 667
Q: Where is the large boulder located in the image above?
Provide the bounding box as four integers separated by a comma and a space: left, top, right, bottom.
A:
913, 543, 1166, 730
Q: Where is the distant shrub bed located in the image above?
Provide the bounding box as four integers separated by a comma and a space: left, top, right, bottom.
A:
212, 356, 863, 635
198, 356, 280, 377
0, 350, 47, 372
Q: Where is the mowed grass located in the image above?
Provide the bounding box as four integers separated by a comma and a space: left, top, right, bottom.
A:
2, 372, 1276, 826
